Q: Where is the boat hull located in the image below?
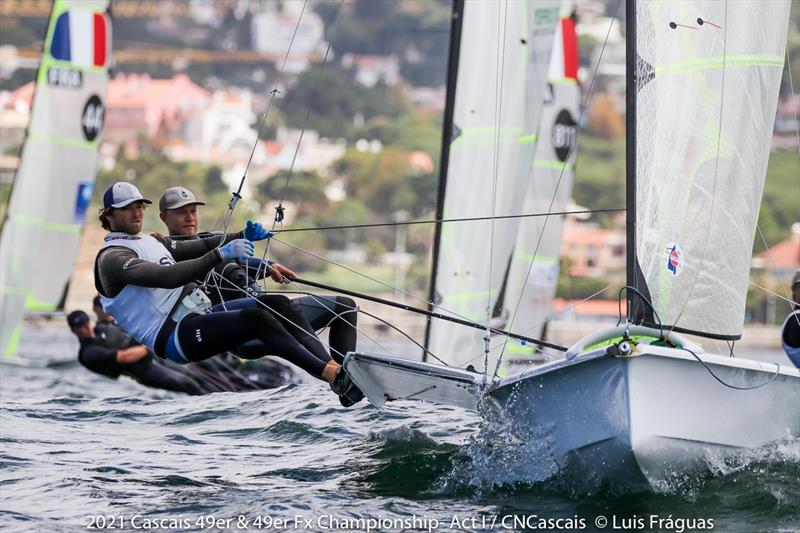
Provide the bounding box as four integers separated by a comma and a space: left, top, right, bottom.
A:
490, 346, 800, 490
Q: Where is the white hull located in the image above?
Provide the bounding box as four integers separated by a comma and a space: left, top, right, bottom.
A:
345, 327, 800, 490
491, 342, 800, 490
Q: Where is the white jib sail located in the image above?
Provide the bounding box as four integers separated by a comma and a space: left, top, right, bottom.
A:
427, 0, 559, 368
633, 0, 790, 339
501, 7, 580, 362
0, 0, 112, 356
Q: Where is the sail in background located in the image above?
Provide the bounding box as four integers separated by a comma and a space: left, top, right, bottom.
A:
631, 0, 790, 339
501, 5, 580, 360
426, 0, 559, 367
0, 0, 111, 356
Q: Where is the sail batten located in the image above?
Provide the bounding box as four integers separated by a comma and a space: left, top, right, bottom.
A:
630, 0, 790, 339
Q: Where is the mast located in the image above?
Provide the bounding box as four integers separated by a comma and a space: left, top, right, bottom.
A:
422, 0, 464, 361
625, 0, 637, 322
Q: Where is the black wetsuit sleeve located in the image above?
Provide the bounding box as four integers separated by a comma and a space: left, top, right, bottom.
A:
79, 343, 122, 379
156, 232, 243, 261
97, 246, 222, 297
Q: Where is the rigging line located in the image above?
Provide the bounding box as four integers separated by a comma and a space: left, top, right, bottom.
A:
272, 208, 626, 234
275, 279, 417, 364
668, 2, 728, 336
196, 272, 284, 390
287, 283, 447, 364
270, 235, 555, 347
272, 0, 345, 231
454, 328, 566, 368
204, 269, 330, 354
497, 0, 622, 369
354, 307, 446, 365
193, 356, 264, 391
511, 284, 612, 339
486, 0, 510, 382
238, 0, 309, 199
292, 276, 567, 352
305, 292, 445, 364
787, 44, 800, 156
755, 224, 795, 307
206, 266, 413, 365
186, 363, 241, 392
213, 1, 309, 240
680, 347, 781, 390
749, 281, 799, 307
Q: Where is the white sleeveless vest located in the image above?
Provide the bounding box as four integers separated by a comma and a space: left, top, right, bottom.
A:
781, 309, 800, 367
97, 233, 183, 351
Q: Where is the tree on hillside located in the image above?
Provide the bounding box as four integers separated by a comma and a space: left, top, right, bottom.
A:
587, 93, 624, 139
257, 171, 327, 215
279, 69, 407, 140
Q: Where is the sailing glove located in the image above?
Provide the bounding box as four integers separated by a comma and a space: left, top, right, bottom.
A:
244, 220, 273, 241
245, 257, 273, 268
219, 239, 254, 261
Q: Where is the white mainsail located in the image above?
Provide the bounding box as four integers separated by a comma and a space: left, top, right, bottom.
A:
631, 0, 791, 339
0, 0, 112, 356
501, 8, 580, 360
426, 0, 559, 368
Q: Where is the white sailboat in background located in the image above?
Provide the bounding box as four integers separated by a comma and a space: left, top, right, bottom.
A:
423, 0, 561, 373
0, 0, 112, 361
500, 7, 580, 366
345, 0, 799, 489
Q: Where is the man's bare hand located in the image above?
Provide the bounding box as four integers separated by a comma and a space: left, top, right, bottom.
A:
269, 263, 297, 284
150, 232, 165, 239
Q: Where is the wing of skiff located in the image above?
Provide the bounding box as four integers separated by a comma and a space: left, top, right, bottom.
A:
343, 352, 486, 410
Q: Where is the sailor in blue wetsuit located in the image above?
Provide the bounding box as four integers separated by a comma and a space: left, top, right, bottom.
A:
93, 182, 362, 405
157, 186, 358, 364
68, 310, 218, 395
781, 270, 800, 368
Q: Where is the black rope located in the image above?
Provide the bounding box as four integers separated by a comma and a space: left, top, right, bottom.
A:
616, 285, 664, 340
292, 277, 568, 352
274, 208, 625, 234
680, 347, 781, 390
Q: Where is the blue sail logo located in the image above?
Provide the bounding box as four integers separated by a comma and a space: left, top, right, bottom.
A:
665, 242, 683, 277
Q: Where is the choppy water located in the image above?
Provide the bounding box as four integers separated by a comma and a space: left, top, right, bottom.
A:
1, 328, 799, 532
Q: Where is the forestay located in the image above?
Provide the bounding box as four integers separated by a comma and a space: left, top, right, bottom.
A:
0, 0, 112, 356
631, 0, 790, 339
427, 0, 559, 368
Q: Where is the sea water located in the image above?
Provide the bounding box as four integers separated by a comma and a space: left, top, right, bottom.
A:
1, 327, 798, 532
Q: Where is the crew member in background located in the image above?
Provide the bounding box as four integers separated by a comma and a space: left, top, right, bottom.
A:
91, 294, 295, 391
157, 186, 359, 364
781, 269, 800, 368
68, 310, 218, 395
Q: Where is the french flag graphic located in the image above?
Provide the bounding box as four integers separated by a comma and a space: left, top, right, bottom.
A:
548, 16, 578, 81
50, 11, 110, 68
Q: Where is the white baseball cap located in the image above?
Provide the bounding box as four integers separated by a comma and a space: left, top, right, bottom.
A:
103, 182, 152, 209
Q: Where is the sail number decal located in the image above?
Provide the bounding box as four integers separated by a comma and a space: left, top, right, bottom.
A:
47, 67, 82, 89
81, 94, 104, 141
552, 109, 577, 162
